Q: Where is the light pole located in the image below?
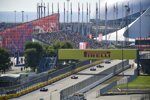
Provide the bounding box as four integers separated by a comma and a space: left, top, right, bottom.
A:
124, 4, 130, 46
14, 10, 16, 24
66, 0, 70, 23
26, 15, 28, 22
50, 89, 57, 100
21, 11, 24, 23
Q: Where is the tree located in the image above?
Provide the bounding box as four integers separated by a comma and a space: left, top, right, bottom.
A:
62, 41, 73, 49
0, 48, 12, 73
53, 41, 73, 49
44, 46, 56, 57
24, 42, 43, 71
25, 41, 43, 54
24, 48, 37, 71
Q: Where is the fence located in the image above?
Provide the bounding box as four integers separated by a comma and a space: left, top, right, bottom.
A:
60, 60, 130, 100
98, 69, 137, 96
0, 60, 90, 95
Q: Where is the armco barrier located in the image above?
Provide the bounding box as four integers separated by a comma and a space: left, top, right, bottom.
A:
60, 60, 129, 100
0, 60, 102, 100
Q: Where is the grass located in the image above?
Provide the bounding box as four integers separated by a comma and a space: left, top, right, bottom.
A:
116, 76, 150, 89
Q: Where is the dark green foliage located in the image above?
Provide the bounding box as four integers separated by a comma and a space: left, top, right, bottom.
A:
24, 48, 37, 71
24, 42, 43, 71
53, 41, 73, 49
0, 48, 12, 73
24, 41, 73, 71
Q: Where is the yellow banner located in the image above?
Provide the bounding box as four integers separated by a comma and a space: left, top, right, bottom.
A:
58, 49, 137, 60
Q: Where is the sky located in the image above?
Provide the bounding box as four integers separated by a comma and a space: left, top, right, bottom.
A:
0, 0, 149, 22
0, 0, 124, 12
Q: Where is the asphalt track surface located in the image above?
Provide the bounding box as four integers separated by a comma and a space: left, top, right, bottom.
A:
10, 60, 123, 100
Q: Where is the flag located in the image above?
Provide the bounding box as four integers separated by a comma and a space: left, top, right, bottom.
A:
78, 2, 80, 23
70, 2, 72, 23
113, 4, 116, 13
78, 2, 80, 15
79, 42, 87, 49
58, 2, 59, 14
88, 33, 92, 39
87, 3, 88, 16
71, 2, 72, 15
96, 2, 98, 15
64, 2, 65, 23
64, 2, 65, 12
98, 33, 103, 41
105, 2, 107, 13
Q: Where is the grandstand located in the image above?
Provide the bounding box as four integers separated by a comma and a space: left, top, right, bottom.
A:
0, 14, 59, 54
32, 32, 102, 49
0, 22, 21, 32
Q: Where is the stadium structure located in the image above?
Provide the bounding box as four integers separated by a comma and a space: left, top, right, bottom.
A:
0, 14, 59, 54
0, 0, 149, 73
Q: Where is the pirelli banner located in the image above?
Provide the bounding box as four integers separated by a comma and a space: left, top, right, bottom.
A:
58, 49, 137, 60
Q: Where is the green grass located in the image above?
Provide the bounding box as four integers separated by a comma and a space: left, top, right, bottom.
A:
116, 76, 150, 89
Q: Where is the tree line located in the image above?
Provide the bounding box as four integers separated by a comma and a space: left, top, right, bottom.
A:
0, 41, 73, 73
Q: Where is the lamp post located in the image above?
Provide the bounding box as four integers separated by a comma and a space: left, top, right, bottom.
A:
66, 0, 70, 23
14, 10, 16, 24
21, 11, 24, 23
124, 4, 130, 46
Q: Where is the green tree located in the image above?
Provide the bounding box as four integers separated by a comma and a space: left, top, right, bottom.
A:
44, 46, 56, 57
24, 42, 43, 71
53, 41, 73, 49
24, 48, 37, 71
62, 41, 73, 49
25, 41, 43, 54
0, 48, 12, 73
